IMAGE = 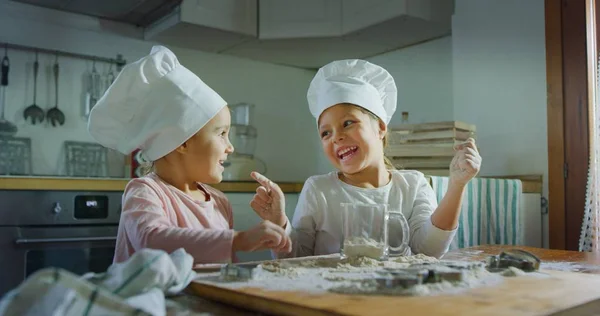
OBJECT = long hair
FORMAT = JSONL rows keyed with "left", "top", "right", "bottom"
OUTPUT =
{"left": 359, "top": 108, "right": 396, "bottom": 170}
{"left": 139, "top": 161, "right": 155, "bottom": 176}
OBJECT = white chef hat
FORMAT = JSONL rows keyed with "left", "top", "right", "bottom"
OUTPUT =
{"left": 307, "top": 59, "right": 397, "bottom": 125}
{"left": 88, "top": 45, "right": 227, "bottom": 161}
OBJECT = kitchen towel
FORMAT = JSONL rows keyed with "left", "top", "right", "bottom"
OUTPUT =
{"left": 430, "top": 176, "right": 523, "bottom": 249}
{"left": 0, "top": 248, "right": 196, "bottom": 316}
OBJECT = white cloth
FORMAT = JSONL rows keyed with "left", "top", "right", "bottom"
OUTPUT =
{"left": 307, "top": 59, "right": 397, "bottom": 125}
{"left": 580, "top": 56, "right": 600, "bottom": 252}
{"left": 88, "top": 45, "right": 227, "bottom": 161}
{"left": 0, "top": 248, "right": 196, "bottom": 316}
{"left": 277, "top": 170, "right": 456, "bottom": 259}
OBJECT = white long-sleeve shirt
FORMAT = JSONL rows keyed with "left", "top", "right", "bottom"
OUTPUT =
{"left": 278, "top": 170, "right": 457, "bottom": 259}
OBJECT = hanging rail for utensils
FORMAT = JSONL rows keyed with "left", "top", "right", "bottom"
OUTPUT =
{"left": 0, "top": 42, "right": 127, "bottom": 71}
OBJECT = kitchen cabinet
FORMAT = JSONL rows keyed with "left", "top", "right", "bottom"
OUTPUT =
{"left": 521, "top": 193, "right": 543, "bottom": 248}
{"left": 342, "top": 0, "right": 410, "bottom": 33}
{"left": 258, "top": 0, "right": 454, "bottom": 39}
{"left": 180, "top": 0, "right": 257, "bottom": 36}
{"left": 258, "top": 0, "right": 342, "bottom": 39}
{"left": 225, "top": 0, "right": 454, "bottom": 68}
{"left": 144, "top": 0, "right": 257, "bottom": 53}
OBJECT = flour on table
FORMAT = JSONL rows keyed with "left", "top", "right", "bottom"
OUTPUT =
{"left": 193, "top": 252, "right": 536, "bottom": 297}
{"left": 392, "top": 253, "right": 438, "bottom": 264}
{"left": 540, "top": 261, "right": 600, "bottom": 273}
{"left": 501, "top": 266, "right": 527, "bottom": 277}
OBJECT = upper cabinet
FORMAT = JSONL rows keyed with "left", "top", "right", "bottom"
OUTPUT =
{"left": 179, "top": 0, "right": 257, "bottom": 36}
{"left": 15, "top": 0, "right": 454, "bottom": 67}
{"left": 258, "top": 0, "right": 342, "bottom": 39}
{"left": 137, "top": 0, "right": 455, "bottom": 68}
{"left": 144, "top": 0, "right": 257, "bottom": 53}
{"left": 233, "top": 0, "right": 454, "bottom": 68}
{"left": 342, "top": 0, "right": 409, "bottom": 34}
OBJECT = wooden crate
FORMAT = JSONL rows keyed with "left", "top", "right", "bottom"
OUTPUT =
{"left": 385, "top": 121, "right": 476, "bottom": 174}
{"left": 392, "top": 156, "right": 454, "bottom": 169}
{"left": 388, "top": 121, "right": 476, "bottom": 145}
{"left": 414, "top": 169, "right": 450, "bottom": 176}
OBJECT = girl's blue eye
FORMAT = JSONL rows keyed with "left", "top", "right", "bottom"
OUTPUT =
{"left": 343, "top": 120, "right": 353, "bottom": 127}
{"left": 321, "top": 131, "right": 330, "bottom": 138}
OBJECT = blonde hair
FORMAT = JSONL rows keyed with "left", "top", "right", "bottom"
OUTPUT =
{"left": 360, "top": 108, "right": 396, "bottom": 170}
{"left": 139, "top": 161, "right": 155, "bottom": 176}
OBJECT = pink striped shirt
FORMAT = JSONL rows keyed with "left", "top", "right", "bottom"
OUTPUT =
{"left": 113, "top": 173, "right": 237, "bottom": 264}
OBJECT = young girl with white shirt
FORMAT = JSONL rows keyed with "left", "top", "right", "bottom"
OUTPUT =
{"left": 251, "top": 59, "right": 482, "bottom": 259}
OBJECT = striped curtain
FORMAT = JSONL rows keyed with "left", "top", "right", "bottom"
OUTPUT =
{"left": 430, "top": 177, "right": 523, "bottom": 249}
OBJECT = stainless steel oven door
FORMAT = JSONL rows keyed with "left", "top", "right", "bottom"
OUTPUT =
{"left": 0, "top": 226, "right": 117, "bottom": 297}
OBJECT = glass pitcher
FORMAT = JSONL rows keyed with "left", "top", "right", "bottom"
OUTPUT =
{"left": 340, "top": 203, "right": 410, "bottom": 260}
{"left": 229, "top": 103, "right": 255, "bottom": 126}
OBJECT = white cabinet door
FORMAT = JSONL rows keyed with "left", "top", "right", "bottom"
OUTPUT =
{"left": 520, "top": 193, "right": 542, "bottom": 248}
{"left": 259, "top": 0, "right": 342, "bottom": 39}
{"left": 341, "top": 0, "right": 408, "bottom": 34}
{"left": 180, "top": 0, "right": 257, "bottom": 36}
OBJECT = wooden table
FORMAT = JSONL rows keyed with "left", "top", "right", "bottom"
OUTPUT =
{"left": 444, "top": 245, "right": 600, "bottom": 273}
{"left": 168, "top": 245, "right": 600, "bottom": 316}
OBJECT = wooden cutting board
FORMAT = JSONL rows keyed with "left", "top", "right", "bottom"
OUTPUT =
{"left": 188, "top": 269, "right": 600, "bottom": 316}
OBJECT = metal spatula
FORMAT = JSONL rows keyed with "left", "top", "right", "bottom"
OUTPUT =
{"left": 23, "top": 52, "right": 44, "bottom": 125}
{"left": 46, "top": 55, "right": 65, "bottom": 127}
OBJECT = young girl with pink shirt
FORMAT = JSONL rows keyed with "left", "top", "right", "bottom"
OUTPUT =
{"left": 87, "top": 46, "right": 291, "bottom": 264}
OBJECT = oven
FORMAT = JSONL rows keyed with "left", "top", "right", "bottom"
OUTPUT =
{"left": 0, "top": 190, "right": 122, "bottom": 297}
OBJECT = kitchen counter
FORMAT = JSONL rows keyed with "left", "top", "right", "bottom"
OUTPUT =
{"left": 0, "top": 176, "right": 304, "bottom": 193}
{"left": 0, "top": 175, "right": 543, "bottom": 193}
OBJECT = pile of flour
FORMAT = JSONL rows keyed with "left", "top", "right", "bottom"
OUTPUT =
{"left": 342, "top": 237, "right": 386, "bottom": 259}
{"left": 194, "top": 252, "right": 535, "bottom": 297}
{"left": 329, "top": 263, "right": 500, "bottom": 296}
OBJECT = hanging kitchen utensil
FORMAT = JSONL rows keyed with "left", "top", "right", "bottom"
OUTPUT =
{"left": 83, "top": 66, "right": 92, "bottom": 118}
{"left": 104, "top": 63, "right": 115, "bottom": 95}
{"left": 23, "top": 51, "right": 45, "bottom": 125}
{"left": 83, "top": 60, "right": 102, "bottom": 119}
{"left": 0, "top": 45, "right": 17, "bottom": 136}
{"left": 46, "top": 54, "right": 65, "bottom": 127}
{"left": 90, "top": 61, "right": 101, "bottom": 106}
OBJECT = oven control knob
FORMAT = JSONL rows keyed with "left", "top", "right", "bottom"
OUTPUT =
{"left": 52, "top": 202, "right": 62, "bottom": 214}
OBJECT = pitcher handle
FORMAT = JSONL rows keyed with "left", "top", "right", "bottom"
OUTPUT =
{"left": 388, "top": 211, "right": 410, "bottom": 257}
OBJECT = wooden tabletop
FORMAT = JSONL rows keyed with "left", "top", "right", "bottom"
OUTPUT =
{"left": 168, "top": 245, "right": 600, "bottom": 316}
{"left": 443, "top": 245, "right": 600, "bottom": 273}
{"left": 444, "top": 245, "right": 600, "bottom": 263}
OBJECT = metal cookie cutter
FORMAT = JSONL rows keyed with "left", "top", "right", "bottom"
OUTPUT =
{"left": 406, "top": 265, "right": 465, "bottom": 283}
{"left": 220, "top": 263, "right": 260, "bottom": 281}
{"left": 375, "top": 265, "right": 465, "bottom": 289}
{"left": 424, "top": 268, "right": 464, "bottom": 283}
{"left": 487, "top": 249, "right": 541, "bottom": 272}
{"left": 374, "top": 269, "right": 427, "bottom": 289}
{"left": 438, "top": 260, "right": 486, "bottom": 270}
